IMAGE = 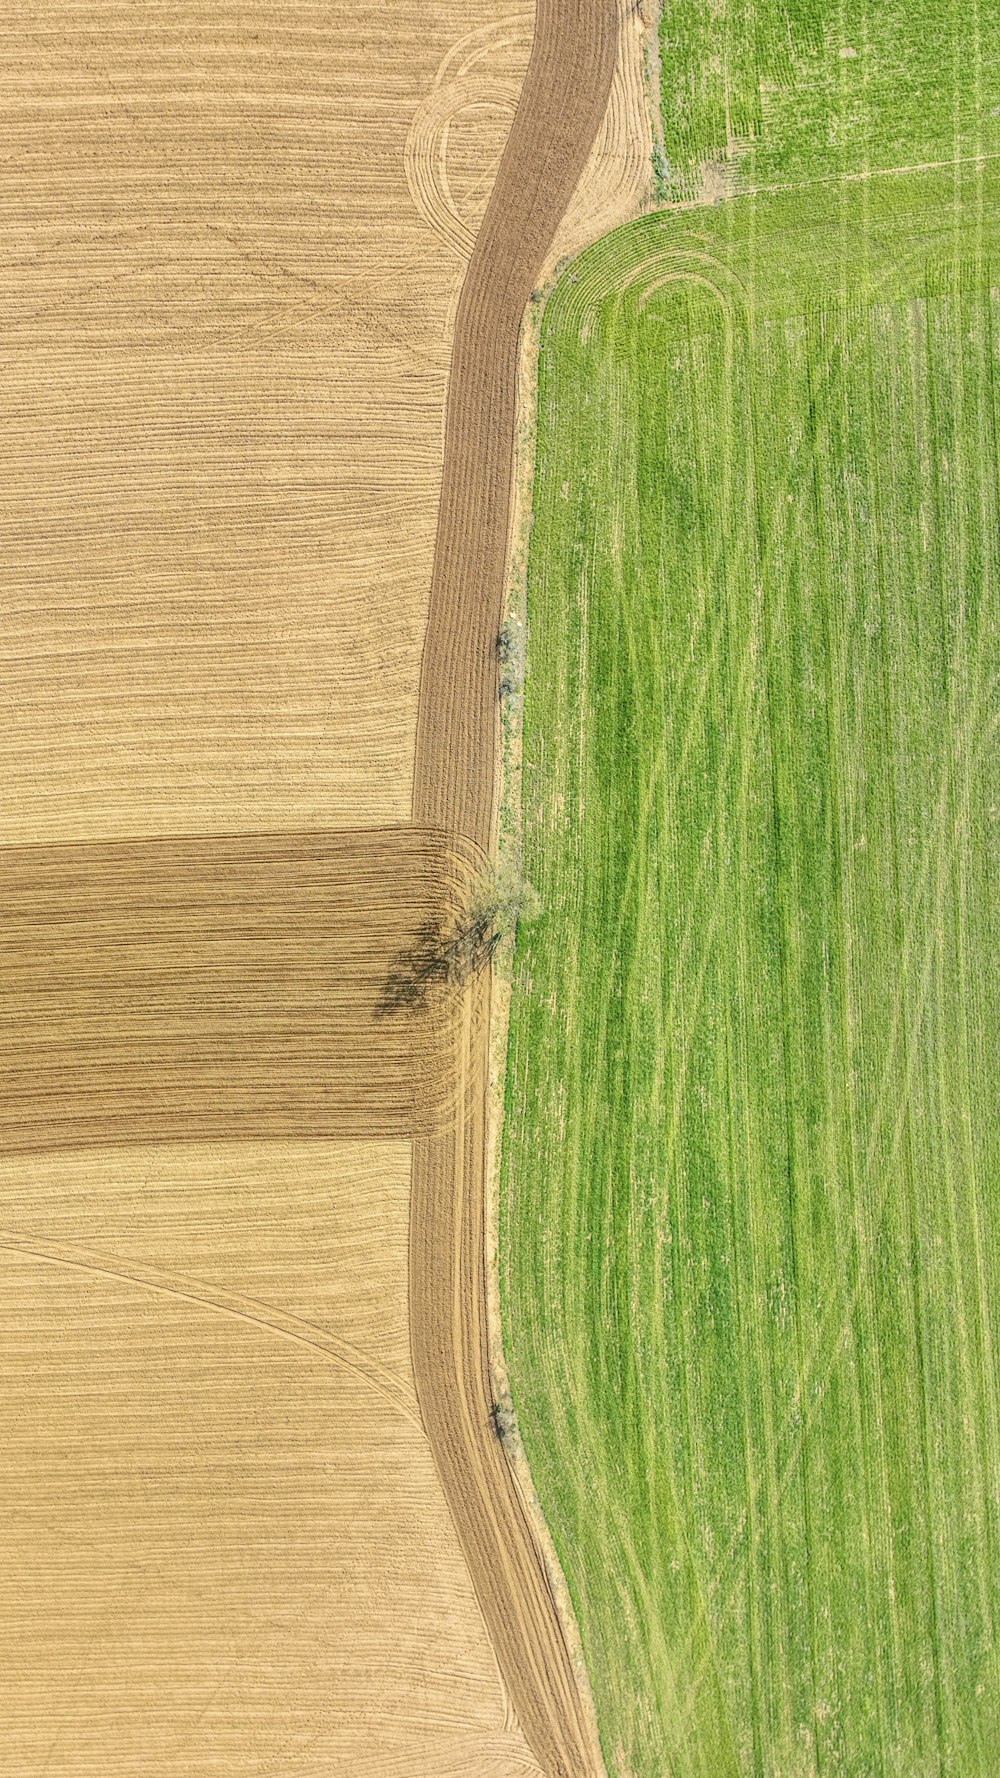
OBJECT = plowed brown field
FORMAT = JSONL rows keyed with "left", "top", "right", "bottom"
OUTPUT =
{"left": 0, "top": 0, "right": 641, "bottom": 1772}
{"left": 0, "top": 1, "right": 531, "bottom": 846}
{"left": 0, "top": 828, "right": 477, "bottom": 1151}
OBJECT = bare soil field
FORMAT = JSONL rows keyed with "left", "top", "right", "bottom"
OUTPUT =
{"left": 0, "top": 0, "right": 642, "bottom": 1771}
{"left": 0, "top": 0, "right": 531, "bottom": 846}
{"left": 0, "top": 828, "right": 478, "bottom": 1151}
{"left": 0, "top": 1140, "right": 541, "bottom": 1777}
{"left": 0, "top": 3, "right": 547, "bottom": 1773}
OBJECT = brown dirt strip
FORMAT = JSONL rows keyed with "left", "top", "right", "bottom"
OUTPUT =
{"left": 411, "top": 4, "right": 619, "bottom": 1776}
{"left": 412, "top": 976, "right": 605, "bottom": 1778}
{"left": 0, "top": 827, "right": 477, "bottom": 1152}
{"left": 412, "top": 0, "right": 619, "bottom": 851}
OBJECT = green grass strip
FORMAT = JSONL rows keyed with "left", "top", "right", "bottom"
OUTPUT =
{"left": 501, "top": 166, "right": 1000, "bottom": 1777}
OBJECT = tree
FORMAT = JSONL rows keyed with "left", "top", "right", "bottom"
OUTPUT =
{"left": 497, "top": 618, "right": 524, "bottom": 703}
{"left": 489, "top": 1397, "right": 518, "bottom": 1447}
{"left": 377, "top": 865, "right": 539, "bottom": 1015}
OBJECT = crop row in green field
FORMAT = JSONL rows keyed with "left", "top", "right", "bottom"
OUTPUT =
{"left": 658, "top": 0, "right": 1000, "bottom": 198}
{"left": 501, "top": 160, "right": 1000, "bottom": 1777}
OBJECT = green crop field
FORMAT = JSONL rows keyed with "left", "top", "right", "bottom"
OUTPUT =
{"left": 658, "top": 0, "right": 1000, "bottom": 199}
{"left": 500, "top": 127, "right": 1000, "bottom": 1778}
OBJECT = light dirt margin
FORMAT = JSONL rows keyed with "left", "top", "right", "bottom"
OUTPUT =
{"left": 409, "top": 3, "right": 650, "bottom": 1775}
{"left": 483, "top": 0, "right": 656, "bottom": 1752}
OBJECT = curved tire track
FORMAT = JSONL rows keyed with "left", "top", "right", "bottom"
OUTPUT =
{"left": 410, "top": 5, "right": 619, "bottom": 1776}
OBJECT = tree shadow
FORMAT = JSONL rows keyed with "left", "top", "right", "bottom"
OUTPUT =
{"left": 376, "top": 909, "right": 501, "bottom": 1017}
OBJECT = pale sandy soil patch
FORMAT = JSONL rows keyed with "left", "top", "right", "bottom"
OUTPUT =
{"left": 0, "top": 0, "right": 528, "bottom": 845}
{"left": 0, "top": 1140, "right": 542, "bottom": 1777}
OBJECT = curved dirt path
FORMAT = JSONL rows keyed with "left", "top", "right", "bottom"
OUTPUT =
{"left": 413, "top": 0, "right": 618, "bottom": 849}
{"left": 410, "top": 4, "right": 619, "bottom": 1775}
